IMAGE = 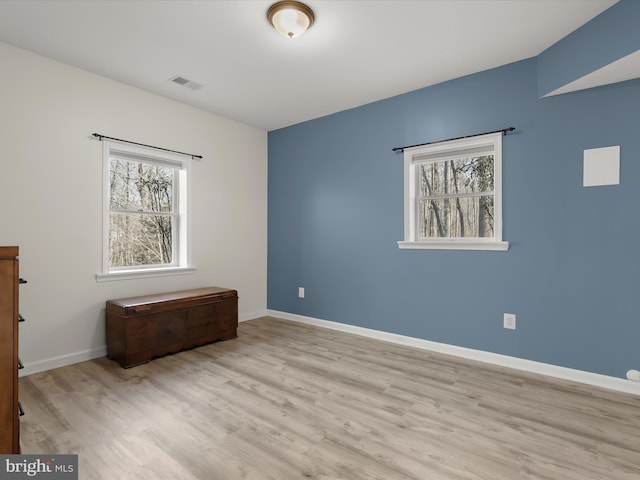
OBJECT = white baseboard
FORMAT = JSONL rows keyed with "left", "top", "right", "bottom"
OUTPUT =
{"left": 266, "top": 309, "right": 640, "bottom": 397}
{"left": 20, "top": 346, "right": 107, "bottom": 377}
{"left": 21, "top": 310, "right": 640, "bottom": 397}
{"left": 20, "top": 311, "right": 266, "bottom": 376}
{"left": 239, "top": 310, "right": 268, "bottom": 323}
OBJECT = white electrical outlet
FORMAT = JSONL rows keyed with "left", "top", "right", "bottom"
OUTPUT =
{"left": 298, "top": 287, "right": 305, "bottom": 298}
{"left": 503, "top": 313, "right": 516, "bottom": 330}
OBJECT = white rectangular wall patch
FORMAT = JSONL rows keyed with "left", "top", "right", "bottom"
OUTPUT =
{"left": 583, "top": 145, "right": 620, "bottom": 187}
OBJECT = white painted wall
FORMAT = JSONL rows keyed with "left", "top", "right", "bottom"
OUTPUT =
{"left": 0, "top": 42, "right": 268, "bottom": 374}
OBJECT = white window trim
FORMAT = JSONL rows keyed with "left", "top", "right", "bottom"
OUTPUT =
{"left": 97, "top": 139, "right": 195, "bottom": 281}
{"left": 398, "top": 132, "right": 509, "bottom": 251}
{"left": 96, "top": 266, "right": 196, "bottom": 282}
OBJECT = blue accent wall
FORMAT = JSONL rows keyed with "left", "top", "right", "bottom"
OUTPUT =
{"left": 267, "top": 57, "right": 640, "bottom": 379}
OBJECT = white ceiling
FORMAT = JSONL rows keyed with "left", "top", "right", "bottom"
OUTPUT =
{"left": 0, "top": 0, "right": 618, "bottom": 131}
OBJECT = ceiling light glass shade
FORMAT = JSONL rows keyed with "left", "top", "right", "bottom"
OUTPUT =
{"left": 268, "top": 1, "right": 315, "bottom": 39}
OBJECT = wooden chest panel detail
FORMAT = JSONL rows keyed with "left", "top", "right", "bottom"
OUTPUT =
{"left": 106, "top": 287, "right": 238, "bottom": 368}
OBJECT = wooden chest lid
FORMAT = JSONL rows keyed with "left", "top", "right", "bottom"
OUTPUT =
{"left": 106, "top": 287, "right": 237, "bottom": 315}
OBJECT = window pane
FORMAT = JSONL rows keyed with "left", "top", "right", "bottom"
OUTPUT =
{"left": 419, "top": 195, "right": 494, "bottom": 238}
{"left": 418, "top": 155, "right": 494, "bottom": 197}
{"left": 109, "top": 213, "right": 173, "bottom": 267}
{"left": 110, "top": 159, "right": 174, "bottom": 212}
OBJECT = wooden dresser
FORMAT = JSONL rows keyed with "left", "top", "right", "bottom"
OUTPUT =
{"left": 0, "top": 246, "right": 20, "bottom": 453}
{"left": 106, "top": 287, "right": 238, "bottom": 368}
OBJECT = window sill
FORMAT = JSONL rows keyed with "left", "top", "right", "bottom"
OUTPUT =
{"left": 397, "top": 240, "right": 509, "bottom": 251}
{"left": 96, "top": 266, "right": 197, "bottom": 282}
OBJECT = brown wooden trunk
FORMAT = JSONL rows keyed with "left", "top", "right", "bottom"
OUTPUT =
{"left": 106, "top": 287, "right": 238, "bottom": 368}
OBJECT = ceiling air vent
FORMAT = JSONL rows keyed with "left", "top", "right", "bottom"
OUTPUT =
{"left": 170, "top": 75, "right": 203, "bottom": 90}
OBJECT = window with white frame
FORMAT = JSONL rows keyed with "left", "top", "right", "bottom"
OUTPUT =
{"left": 398, "top": 132, "right": 509, "bottom": 251}
{"left": 97, "top": 139, "right": 194, "bottom": 281}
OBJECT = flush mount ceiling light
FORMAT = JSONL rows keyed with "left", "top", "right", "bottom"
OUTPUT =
{"left": 267, "top": 1, "right": 314, "bottom": 39}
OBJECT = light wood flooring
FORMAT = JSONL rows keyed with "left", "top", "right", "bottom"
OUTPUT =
{"left": 19, "top": 316, "right": 640, "bottom": 479}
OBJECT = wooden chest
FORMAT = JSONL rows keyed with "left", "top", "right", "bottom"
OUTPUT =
{"left": 106, "top": 287, "right": 238, "bottom": 368}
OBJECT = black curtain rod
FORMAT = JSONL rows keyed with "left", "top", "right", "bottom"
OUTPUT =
{"left": 392, "top": 127, "right": 515, "bottom": 153}
{"left": 92, "top": 133, "right": 203, "bottom": 159}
